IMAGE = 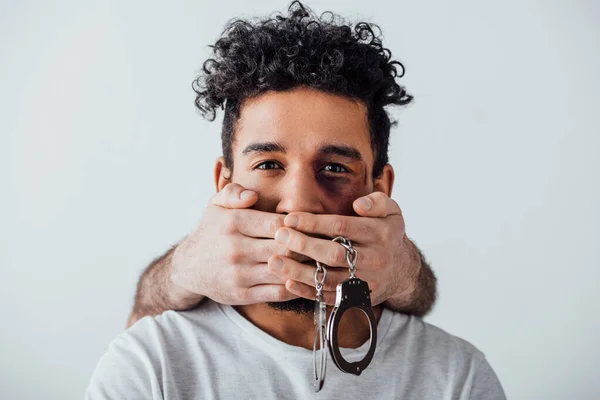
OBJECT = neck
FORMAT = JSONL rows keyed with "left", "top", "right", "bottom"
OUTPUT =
{"left": 234, "top": 303, "right": 382, "bottom": 350}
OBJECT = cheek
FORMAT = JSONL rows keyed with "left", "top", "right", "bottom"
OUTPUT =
{"left": 229, "top": 174, "right": 276, "bottom": 212}
{"left": 318, "top": 176, "right": 370, "bottom": 216}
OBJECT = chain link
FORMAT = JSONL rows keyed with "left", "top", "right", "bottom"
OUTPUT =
{"left": 314, "top": 262, "right": 328, "bottom": 296}
{"left": 332, "top": 236, "right": 358, "bottom": 278}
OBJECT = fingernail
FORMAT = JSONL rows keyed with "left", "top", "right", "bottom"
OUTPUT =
{"left": 240, "top": 190, "right": 255, "bottom": 200}
{"left": 272, "top": 257, "right": 283, "bottom": 269}
{"left": 275, "top": 229, "right": 290, "bottom": 243}
{"left": 357, "top": 197, "right": 372, "bottom": 210}
{"left": 285, "top": 215, "right": 298, "bottom": 228}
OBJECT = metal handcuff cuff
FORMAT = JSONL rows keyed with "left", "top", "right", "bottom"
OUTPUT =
{"left": 313, "top": 236, "right": 377, "bottom": 392}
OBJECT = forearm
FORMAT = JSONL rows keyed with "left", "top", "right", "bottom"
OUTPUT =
{"left": 384, "top": 236, "right": 437, "bottom": 316}
{"left": 126, "top": 243, "right": 204, "bottom": 328}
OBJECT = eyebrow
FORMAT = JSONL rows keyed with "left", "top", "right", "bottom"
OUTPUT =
{"left": 242, "top": 141, "right": 363, "bottom": 161}
{"left": 242, "top": 141, "right": 286, "bottom": 155}
{"left": 319, "top": 144, "right": 363, "bottom": 161}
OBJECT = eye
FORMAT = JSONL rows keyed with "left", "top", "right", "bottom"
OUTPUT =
{"left": 255, "top": 161, "right": 282, "bottom": 170}
{"left": 322, "top": 163, "right": 350, "bottom": 173}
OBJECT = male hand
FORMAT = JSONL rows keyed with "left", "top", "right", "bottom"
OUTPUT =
{"left": 170, "top": 183, "right": 308, "bottom": 305}
{"left": 271, "top": 192, "right": 419, "bottom": 306}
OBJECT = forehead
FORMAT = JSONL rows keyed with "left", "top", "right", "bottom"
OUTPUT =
{"left": 233, "top": 87, "right": 372, "bottom": 157}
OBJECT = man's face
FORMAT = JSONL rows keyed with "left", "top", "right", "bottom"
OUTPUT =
{"left": 229, "top": 87, "right": 376, "bottom": 215}
{"left": 218, "top": 87, "right": 385, "bottom": 313}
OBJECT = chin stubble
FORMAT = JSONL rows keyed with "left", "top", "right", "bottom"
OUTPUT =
{"left": 266, "top": 298, "right": 316, "bottom": 315}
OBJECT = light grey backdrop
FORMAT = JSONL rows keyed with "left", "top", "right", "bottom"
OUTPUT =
{"left": 2, "top": 0, "right": 599, "bottom": 399}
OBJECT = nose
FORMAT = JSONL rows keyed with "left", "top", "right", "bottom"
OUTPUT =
{"left": 275, "top": 166, "right": 325, "bottom": 215}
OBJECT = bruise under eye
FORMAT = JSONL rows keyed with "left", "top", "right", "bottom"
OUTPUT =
{"left": 318, "top": 173, "right": 365, "bottom": 207}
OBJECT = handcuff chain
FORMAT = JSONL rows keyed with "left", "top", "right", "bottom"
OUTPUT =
{"left": 332, "top": 236, "right": 358, "bottom": 278}
{"left": 314, "top": 262, "right": 328, "bottom": 296}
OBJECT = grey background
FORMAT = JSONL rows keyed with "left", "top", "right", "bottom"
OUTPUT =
{"left": 1, "top": 0, "right": 599, "bottom": 399}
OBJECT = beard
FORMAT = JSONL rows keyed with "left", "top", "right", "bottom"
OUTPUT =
{"left": 264, "top": 258, "right": 320, "bottom": 314}
{"left": 266, "top": 298, "right": 315, "bottom": 314}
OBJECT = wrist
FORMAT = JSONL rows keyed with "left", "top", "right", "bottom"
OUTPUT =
{"left": 386, "top": 235, "right": 421, "bottom": 308}
{"left": 164, "top": 245, "right": 204, "bottom": 311}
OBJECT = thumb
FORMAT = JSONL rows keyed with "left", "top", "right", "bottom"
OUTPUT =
{"left": 210, "top": 183, "right": 258, "bottom": 209}
{"left": 353, "top": 192, "right": 402, "bottom": 218}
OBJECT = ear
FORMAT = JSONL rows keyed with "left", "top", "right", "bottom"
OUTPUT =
{"left": 373, "top": 164, "right": 395, "bottom": 197}
{"left": 214, "top": 156, "right": 232, "bottom": 192}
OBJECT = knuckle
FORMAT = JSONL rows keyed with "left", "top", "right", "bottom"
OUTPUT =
{"left": 273, "top": 244, "right": 288, "bottom": 257}
{"left": 221, "top": 211, "right": 237, "bottom": 231}
{"left": 278, "top": 263, "right": 290, "bottom": 277}
{"left": 371, "top": 191, "right": 387, "bottom": 203}
{"left": 234, "top": 289, "right": 250, "bottom": 302}
{"left": 283, "top": 248, "right": 296, "bottom": 259}
{"left": 268, "top": 256, "right": 281, "bottom": 273}
{"left": 231, "top": 266, "right": 248, "bottom": 287}
{"left": 304, "top": 215, "right": 317, "bottom": 231}
{"left": 333, "top": 218, "right": 349, "bottom": 237}
{"left": 288, "top": 281, "right": 305, "bottom": 296}
{"left": 288, "top": 266, "right": 302, "bottom": 281}
{"left": 379, "top": 223, "right": 393, "bottom": 240}
{"left": 233, "top": 210, "right": 247, "bottom": 231}
{"left": 227, "top": 248, "right": 243, "bottom": 265}
{"left": 329, "top": 246, "right": 346, "bottom": 266}
{"left": 268, "top": 262, "right": 279, "bottom": 275}
{"left": 270, "top": 286, "right": 287, "bottom": 301}
{"left": 295, "top": 235, "right": 307, "bottom": 252}
{"left": 269, "top": 217, "right": 284, "bottom": 237}
{"left": 269, "top": 242, "right": 287, "bottom": 257}
{"left": 358, "top": 221, "right": 374, "bottom": 238}
{"left": 224, "top": 182, "right": 241, "bottom": 195}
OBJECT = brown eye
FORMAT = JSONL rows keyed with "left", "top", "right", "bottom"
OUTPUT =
{"left": 256, "top": 161, "right": 281, "bottom": 170}
{"left": 323, "top": 164, "right": 349, "bottom": 173}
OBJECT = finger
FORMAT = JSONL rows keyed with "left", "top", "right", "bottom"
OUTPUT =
{"left": 284, "top": 212, "right": 377, "bottom": 244}
{"left": 233, "top": 209, "right": 285, "bottom": 239}
{"left": 237, "top": 284, "right": 298, "bottom": 304}
{"left": 210, "top": 182, "right": 258, "bottom": 208}
{"left": 239, "top": 263, "right": 287, "bottom": 287}
{"left": 248, "top": 238, "right": 313, "bottom": 264}
{"left": 285, "top": 280, "right": 336, "bottom": 305}
{"left": 352, "top": 191, "right": 402, "bottom": 218}
{"left": 275, "top": 227, "right": 361, "bottom": 268}
{"left": 268, "top": 255, "right": 349, "bottom": 292}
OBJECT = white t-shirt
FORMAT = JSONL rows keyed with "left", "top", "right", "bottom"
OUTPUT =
{"left": 86, "top": 300, "right": 505, "bottom": 399}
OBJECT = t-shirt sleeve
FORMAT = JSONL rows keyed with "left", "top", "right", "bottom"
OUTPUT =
{"left": 85, "top": 332, "right": 164, "bottom": 400}
{"left": 469, "top": 353, "right": 506, "bottom": 400}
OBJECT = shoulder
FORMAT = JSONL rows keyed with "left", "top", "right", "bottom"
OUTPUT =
{"left": 85, "top": 301, "right": 222, "bottom": 399}
{"left": 85, "top": 322, "right": 162, "bottom": 399}
{"left": 420, "top": 318, "right": 483, "bottom": 358}
{"left": 126, "top": 299, "right": 223, "bottom": 345}
{"left": 383, "top": 311, "right": 486, "bottom": 375}
{"left": 382, "top": 311, "right": 505, "bottom": 398}
{"left": 386, "top": 311, "right": 483, "bottom": 359}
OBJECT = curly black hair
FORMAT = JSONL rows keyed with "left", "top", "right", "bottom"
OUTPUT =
{"left": 192, "top": 1, "right": 413, "bottom": 179}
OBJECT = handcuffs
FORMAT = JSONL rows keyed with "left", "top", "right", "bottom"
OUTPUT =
{"left": 313, "top": 236, "right": 377, "bottom": 392}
